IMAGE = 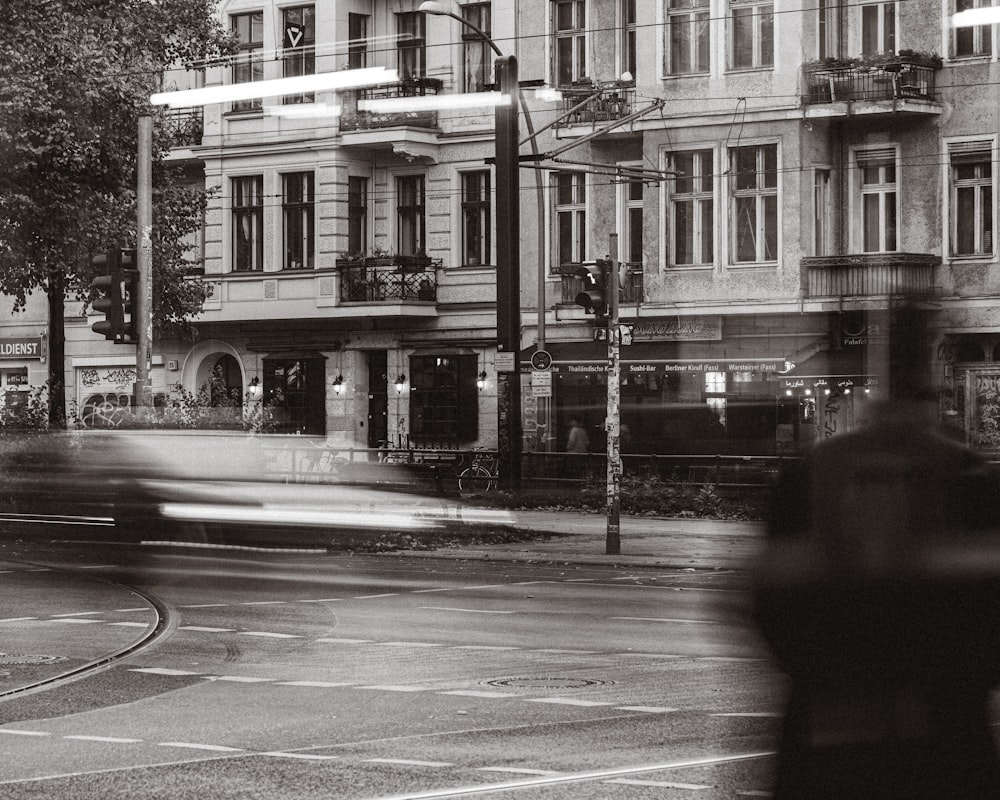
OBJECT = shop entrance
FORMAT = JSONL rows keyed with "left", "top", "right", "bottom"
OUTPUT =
{"left": 366, "top": 350, "right": 388, "bottom": 448}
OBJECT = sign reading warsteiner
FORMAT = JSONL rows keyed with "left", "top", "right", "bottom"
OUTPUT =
{"left": 632, "top": 316, "right": 722, "bottom": 342}
{"left": 0, "top": 337, "right": 43, "bottom": 360}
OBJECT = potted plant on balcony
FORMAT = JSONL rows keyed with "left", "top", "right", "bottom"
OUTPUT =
{"left": 399, "top": 248, "right": 433, "bottom": 271}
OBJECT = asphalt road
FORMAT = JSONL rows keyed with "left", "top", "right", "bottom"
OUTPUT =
{"left": 0, "top": 541, "right": 785, "bottom": 799}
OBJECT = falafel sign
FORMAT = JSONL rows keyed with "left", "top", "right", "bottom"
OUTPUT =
{"left": 0, "top": 337, "right": 43, "bottom": 359}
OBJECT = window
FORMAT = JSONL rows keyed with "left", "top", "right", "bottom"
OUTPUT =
{"left": 462, "top": 3, "right": 492, "bottom": 92}
{"left": 730, "top": 144, "right": 777, "bottom": 263}
{"left": 818, "top": 0, "right": 841, "bottom": 59}
{"left": 348, "top": 176, "right": 368, "bottom": 255}
{"left": 397, "top": 12, "right": 426, "bottom": 82}
{"left": 856, "top": 148, "right": 897, "bottom": 253}
{"left": 623, "top": 174, "right": 644, "bottom": 265}
{"left": 409, "top": 355, "right": 479, "bottom": 440}
{"left": 282, "top": 6, "right": 315, "bottom": 103}
{"left": 669, "top": 149, "right": 714, "bottom": 266}
{"left": 955, "top": 0, "right": 993, "bottom": 57}
{"left": 349, "top": 13, "right": 369, "bottom": 69}
{"left": 950, "top": 144, "right": 993, "bottom": 256}
{"left": 555, "top": 172, "right": 586, "bottom": 267}
{"left": 554, "top": 0, "right": 586, "bottom": 85}
{"left": 282, "top": 173, "right": 314, "bottom": 270}
{"left": 814, "top": 168, "right": 830, "bottom": 256}
{"left": 730, "top": 0, "right": 773, "bottom": 69}
{"left": 623, "top": 0, "right": 637, "bottom": 80}
{"left": 461, "top": 171, "right": 491, "bottom": 266}
{"left": 705, "top": 371, "right": 727, "bottom": 427}
{"left": 397, "top": 175, "right": 426, "bottom": 256}
{"left": 666, "top": 0, "right": 710, "bottom": 75}
{"left": 263, "top": 357, "right": 326, "bottom": 435}
{"left": 861, "top": 1, "right": 895, "bottom": 56}
{"left": 231, "top": 11, "right": 263, "bottom": 112}
{"left": 232, "top": 176, "right": 263, "bottom": 272}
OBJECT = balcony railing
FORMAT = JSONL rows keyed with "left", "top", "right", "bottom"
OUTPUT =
{"left": 161, "top": 108, "right": 204, "bottom": 148}
{"left": 802, "top": 54, "right": 941, "bottom": 107}
{"left": 554, "top": 80, "right": 636, "bottom": 127}
{"left": 340, "top": 77, "right": 443, "bottom": 132}
{"left": 337, "top": 256, "right": 441, "bottom": 302}
{"left": 557, "top": 261, "right": 643, "bottom": 306}
{"left": 803, "top": 253, "right": 939, "bottom": 297}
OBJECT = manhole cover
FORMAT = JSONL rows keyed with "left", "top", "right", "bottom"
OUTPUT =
{"left": 485, "top": 677, "right": 611, "bottom": 690}
{"left": 0, "top": 653, "right": 67, "bottom": 666}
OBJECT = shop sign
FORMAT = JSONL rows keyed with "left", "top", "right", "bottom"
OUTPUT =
{"left": 632, "top": 316, "right": 722, "bottom": 342}
{"left": 0, "top": 336, "right": 43, "bottom": 360}
{"left": 4, "top": 370, "right": 28, "bottom": 386}
{"left": 554, "top": 359, "right": 784, "bottom": 375}
{"left": 781, "top": 376, "right": 880, "bottom": 391}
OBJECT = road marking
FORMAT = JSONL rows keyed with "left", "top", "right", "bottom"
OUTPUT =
{"left": 617, "top": 706, "right": 679, "bottom": 713}
{"left": 366, "top": 758, "right": 453, "bottom": 768}
{"left": 115, "top": 607, "right": 152, "bottom": 613}
{"left": 65, "top": 735, "right": 143, "bottom": 744}
{"left": 179, "top": 603, "right": 229, "bottom": 608}
{"left": 611, "top": 616, "right": 719, "bottom": 625}
{"left": 535, "top": 649, "right": 597, "bottom": 654}
{"left": 437, "top": 690, "right": 512, "bottom": 699}
{"left": 241, "top": 601, "right": 287, "bottom": 606}
{"left": 410, "top": 588, "right": 456, "bottom": 594}
{"left": 159, "top": 742, "right": 245, "bottom": 752}
{"left": 239, "top": 631, "right": 302, "bottom": 639}
{"left": 129, "top": 668, "right": 202, "bottom": 677}
{"left": 109, "top": 622, "right": 150, "bottom": 628}
{"left": 263, "top": 751, "right": 341, "bottom": 760}
{"left": 52, "top": 611, "right": 102, "bottom": 617}
{"left": 0, "top": 729, "right": 51, "bottom": 737}
{"left": 525, "top": 697, "right": 613, "bottom": 707}
{"left": 478, "top": 767, "right": 563, "bottom": 775}
{"left": 299, "top": 598, "right": 343, "bottom": 603}
{"left": 606, "top": 778, "right": 712, "bottom": 789}
{"left": 316, "top": 637, "right": 373, "bottom": 644}
{"left": 0, "top": 617, "right": 38, "bottom": 623}
{"left": 355, "top": 593, "right": 399, "bottom": 599}
{"left": 358, "top": 685, "right": 435, "bottom": 693}
{"left": 421, "top": 607, "right": 514, "bottom": 615}
{"left": 206, "top": 676, "right": 275, "bottom": 683}
{"left": 180, "top": 626, "right": 235, "bottom": 633}
{"left": 276, "top": 681, "right": 352, "bottom": 688}
{"left": 452, "top": 645, "right": 519, "bottom": 650}
{"left": 52, "top": 618, "right": 103, "bottom": 624}
{"left": 379, "top": 642, "right": 443, "bottom": 648}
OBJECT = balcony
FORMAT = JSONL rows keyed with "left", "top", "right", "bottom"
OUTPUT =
{"left": 803, "top": 252, "right": 939, "bottom": 298}
{"left": 802, "top": 51, "right": 942, "bottom": 118}
{"left": 161, "top": 108, "right": 204, "bottom": 148}
{"left": 339, "top": 77, "right": 443, "bottom": 132}
{"left": 337, "top": 255, "right": 441, "bottom": 303}
{"left": 554, "top": 79, "right": 636, "bottom": 130}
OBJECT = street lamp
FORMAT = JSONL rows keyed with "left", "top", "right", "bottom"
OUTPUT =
{"left": 420, "top": 0, "right": 522, "bottom": 491}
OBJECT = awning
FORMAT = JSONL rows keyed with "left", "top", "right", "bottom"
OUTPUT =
{"left": 520, "top": 341, "right": 786, "bottom": 374}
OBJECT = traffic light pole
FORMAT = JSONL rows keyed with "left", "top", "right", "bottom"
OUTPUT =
{"left": 135, "top": 114, "right": 154, "bottom": 410}
{"left": 606, "top": 234, "right": 621, "bottom": 555}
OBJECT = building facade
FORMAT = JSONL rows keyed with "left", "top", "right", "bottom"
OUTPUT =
{"left": 54, "top": 0, "right": 1000, "bottom": 459}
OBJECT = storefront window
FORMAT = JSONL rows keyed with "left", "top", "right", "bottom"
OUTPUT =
{"left": 409, "top": 355, "right": 478, "bottom": 441}
{"left": 263, "top": 356, "right": 326, "bottom": 435}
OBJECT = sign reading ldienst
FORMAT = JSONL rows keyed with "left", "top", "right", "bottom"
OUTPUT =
{"left": 0, "top": 337, "right": 43, "bottom": 359}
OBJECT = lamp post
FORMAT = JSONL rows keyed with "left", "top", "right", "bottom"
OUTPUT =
{"left": 419, "top": 1, "right": 522, "bottom": 491}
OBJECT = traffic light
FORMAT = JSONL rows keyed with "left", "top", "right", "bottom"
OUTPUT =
{"left": 574, "top": 260, "right": 608, "bottom": 319}
{"left": 119, "top": 248, "right": 137, "bottom": 341}
{"left": 90, "top": 249, "right": 124, "bottom": 342}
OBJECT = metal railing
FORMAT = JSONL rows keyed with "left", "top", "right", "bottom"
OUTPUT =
{"left": 340, "top": 78, "right": 443, "bottom": 131}
{"left": 337, "top": 257, "right": 440, "bottom": 302}
{"left": 803, "top": 58, "right": 939, "bottom": 106}
{"left": 554, "top": 80, "right": 636, "bottom": 126}
{"left": 161, "top": 108, "right": 203, "bottom": 148}
{"left": 803, "top": 253, "right": 939, "bottom": 297}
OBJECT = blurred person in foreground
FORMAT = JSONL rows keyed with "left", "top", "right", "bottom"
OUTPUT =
{"left": 754, "top": 304, "right": 1000, "bottom": 799}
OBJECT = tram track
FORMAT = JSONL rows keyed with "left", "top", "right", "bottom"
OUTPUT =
{"left": 0, "top": 560, "right": 173, "bottom": 703}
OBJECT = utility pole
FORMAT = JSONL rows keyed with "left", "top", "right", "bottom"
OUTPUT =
{"left": 135, "top": 114, "right": 154, "bottom": 410}
{"left": 606, "top": 234, "right": 621, "bottom": 555}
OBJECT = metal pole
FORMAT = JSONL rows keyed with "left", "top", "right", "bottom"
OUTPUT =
{"left": 135, "top": 114, "right": 154, "bottom": 410}
{"left": 495, "top": 55, "right": 521, "bottom": 492}
{"left": 606, "top": 234, "right": 621, "bottom": 555}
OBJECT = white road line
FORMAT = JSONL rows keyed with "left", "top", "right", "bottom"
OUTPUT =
{"left": 239, "top": 631, "right": 302, "bottom": 639}
{"left": 276, "top": 681, "right": 352, "bottom": 688}
{"left": 534, "top": 649, "right": 597, "bottom": 654}
{"left": 316, "top": 638, "right": 373, "bottom": 644}
{"left": 179, "top": 626, "right": 235, "bottom": 633}
{"left": 478, "top": 767, "right": 564, "bottom": 775}
{"left": 437, "top": 690, "right": 512, "bottom": 699}
{"left": 114, "top": 607, "right": 151, "bottom": 613}
{"left": 52, "top": 618, "right": 103, "bottom": 624}
{"left": 0, "top": 617, "right": 38, "bottom": 623}
{"left": 410, "top": 588, "right": 456, "bottom": 593}
{"left": 241, "top": 601, "right": 287, "bottom": 606}
{"left": 354, "top": 593, "right": 399, "bottom": 599}
{"left": 452, "top": 645, "right": 520, "bottom": 651}
{"left": 159, "top": 742, "right": 245, "bottom": 752}
{"left": 299, "top": 598, "right": 343, "bottom": 603}
{"left": 0, "top": 729, "right": 51, "bottom": 737}
{"left": 379, "top": 642, "right": 443, "bottom": 648}
{"left": 65, "top": 735, "right": 143, "bottom": 744}
{"left": 108, "top": 622, "right": 150, "bottom": 628}
{"left": 206, "top": 676, "right": 275, "bottom": 683}
{"left": 420, "top": 607, "right": 514, "bottom": 615}
{"left": 263, "top": 751, "right": 341, "bottom": 760}
{"left": 358, "top": 685, "right": 435, "bottom": 693}
{"left": 52, "top": 611, "right": 102, "bottom": 617}
{"left": 366, "top": 758, "right": 453, "bottom": 768}
{"left": 179, "top": 603, "right": 229, "bottom": 608}
{"left": 129, "top": 668, "right": 202, "bottom": 677}
{"left": 606, "top": 778, "right": 712, "bottom": 789}
{"left": 611, "top": 616, "right": 719, "bottom": 625}
{"left": 617, "top": 706, "right": 679, "bottom": 714}
{"left": 525, "top": 697, "right": 613, "bottom": 707}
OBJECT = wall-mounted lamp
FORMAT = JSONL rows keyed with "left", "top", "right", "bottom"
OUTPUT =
{"left": 477, "top": 371, "right": 488, "bottom": 391}
{"left": 395, "top": 373, "right": 407, "bottom": 394}
{"left": 247, "top": 376, "right": 261, "bottom": 400}
{"left": 332, "top": 374, "right": 345, "bottom": 395}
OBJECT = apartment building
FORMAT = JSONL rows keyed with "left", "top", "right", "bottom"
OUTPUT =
{"left": 60, "top": 0, "right": 1000, "bottom": 457}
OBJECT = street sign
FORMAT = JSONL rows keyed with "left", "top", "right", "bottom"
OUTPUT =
{"left": 531, "top": 370, "right": 552, "bottom": 396}
{"left": 495, "top": 352, "right": 516, "bottom": 372}
{"left": 530, "top": 349, "right": 552, "bottom": 370}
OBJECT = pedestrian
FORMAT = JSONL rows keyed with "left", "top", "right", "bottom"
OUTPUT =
{"left": 566, "top": 418, "right": 589, "bottom": 453}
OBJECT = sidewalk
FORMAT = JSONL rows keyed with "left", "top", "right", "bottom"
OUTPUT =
{"left": 424, "top": 510, "right": 766, "bottom": 570}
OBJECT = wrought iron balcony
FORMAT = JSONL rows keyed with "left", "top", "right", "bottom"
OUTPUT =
{"left": 554, "top": 79, "right": 636, "bottom": 128}
{"left": 802, "top": 52, "right": 941, "bottom": 110}
{"left": 161, "top": 108, "right": 204, "bottom": 148}
{"left": 803, "top": 252, "right": 939, "bottom": 298}
{"left": 337, "top": 255, "right": 441, "bottom": 303}
{"left": 339, "top": 77, "right": 443, "bottom": 132}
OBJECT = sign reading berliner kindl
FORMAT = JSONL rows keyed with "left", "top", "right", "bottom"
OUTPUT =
{"left": 0, "top": 337, "right": 43, "bottom": 359}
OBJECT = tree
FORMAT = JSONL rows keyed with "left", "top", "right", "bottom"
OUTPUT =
{"left": 0, "top": 1, "right": 236, "bottom": 426}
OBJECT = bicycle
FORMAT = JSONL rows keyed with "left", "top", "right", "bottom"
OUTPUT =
{"left": 297, "top": 444, "right": 346, "bottom": 484}
{"left": 458, "top": 449, "right": 499, "bottom": 496}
